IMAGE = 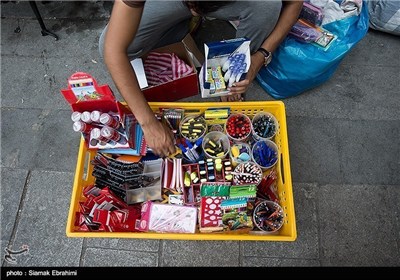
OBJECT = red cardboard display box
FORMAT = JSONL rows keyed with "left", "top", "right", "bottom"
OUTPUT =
{"left": 60, "top": 72, "right": 136, "bottom": 150}
{"left": 140, "top": 41, "right": 199, "bottom": 102}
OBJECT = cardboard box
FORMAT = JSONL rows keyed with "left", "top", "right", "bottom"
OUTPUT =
{"left": 136, "top": 38, "right": 200, "bottom": 102}
{"left": 200, "top": 38, "right": 251, "bottom": 98}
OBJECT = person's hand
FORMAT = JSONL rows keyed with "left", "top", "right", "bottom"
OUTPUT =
{"left": 141, "top": 120, "right": 176, "bottom": 157}
{"left": 225, "top": 52, "right": 264, "bottom": 101}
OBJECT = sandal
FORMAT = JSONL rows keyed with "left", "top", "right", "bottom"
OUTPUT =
{"left": 220, "top": 94, "right": 245, "bottom": 102}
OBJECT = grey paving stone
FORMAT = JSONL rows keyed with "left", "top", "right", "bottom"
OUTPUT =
{"left": 83, "top": 248, "right": 158, "bottom": 267}
{"left": 344, "top": 30, "right": 400, "bottom": 67}
{"left": 337, "top": 120, "right": 400, "bottom": 185}
{"left": 1, "top": 54, "right": 114, "bottom": 110}
{"left": 387, "top": 186, "right": 400, "bottom": 255}
{"left": 0, "top": 168, "right": 28, "bottom": 241}
{"left": 1, "top": 55, "right": 66, "bottom": 110}
{"left": 280, "top": 64, "right": 400, "bottom": 121}
{"left": 241, "top": 183, "right": 319, "bottom": 259}
{"left": 86, "top": 238, "right": 159, "bottom": 252}
{"left": 242, "top": 257, "right": 320, "bottom": 267}
{"left": 318, "top": 184, "right": 400, "bottom": 266}
{"left": 9, "top": 170, "right": 82, "bottom": 266}
{"left": 1, "top": 108, "right": 80, "bottom": 172}
{"left": 0, "top": 1, "right": 110, "bottom": 20}
{"left": 286, "top": 117, "right": 341, "bottom": 184}
{"left": 47, "top": 56, "right": 118, "bottom": 104}
{"left": 1, "top": 18, "right": 24, "bottom": 55}
{"left": 162, "top": 240, "right": 239, "bottom": 267}
{"left": 14, "top": 19, "right": 107, "bottom": 58}
{"left": 1, "top": 168, "right": 29, "bottom": 264}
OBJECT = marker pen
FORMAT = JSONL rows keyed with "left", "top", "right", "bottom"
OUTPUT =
{"left": 100, "top": 126, "right": 127, "bottom": 144}
{"left": 100, "top": 113, "right": 121, "bottom": 129}
{"left": 73, "top": 121, "right": 95, "bottom": 134}
{"left": 90, "top": 110, "right": 102, "bottom": 123}
{"left": 80, "top": 111, "right": 92, "bottom": 123}
{"left": 71, "top": 111, "right": 82, "bottom": 122}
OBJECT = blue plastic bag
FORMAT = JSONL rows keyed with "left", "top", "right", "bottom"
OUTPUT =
{"left": 256, "top": 2, "right": 369, "bottom": 99}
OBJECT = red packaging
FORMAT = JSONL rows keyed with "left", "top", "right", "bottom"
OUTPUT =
{"left": 141, "top": 41, "right": 199, "bottom": 102}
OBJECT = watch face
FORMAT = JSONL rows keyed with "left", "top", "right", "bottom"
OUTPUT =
{"left": 258, "top": 48, "right": 272, "bottom": 66}
{"left": 265, "top": 55, "right": 272, "bottom": 66}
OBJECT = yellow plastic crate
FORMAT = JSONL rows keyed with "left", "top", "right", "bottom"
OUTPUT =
{"left": 66, "top": 101, "right": 296, "bottom": 241}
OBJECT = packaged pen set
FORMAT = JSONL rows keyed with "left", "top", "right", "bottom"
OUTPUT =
{"left": 200, "top": 38, "right": 251, "bottom": 98}
{"left": 289, "top": 2, "right": 337, "bottom": 50}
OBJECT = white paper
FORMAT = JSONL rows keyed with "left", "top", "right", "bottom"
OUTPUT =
{"left": 130, "top": 58, "right": 148, "bottom": 89}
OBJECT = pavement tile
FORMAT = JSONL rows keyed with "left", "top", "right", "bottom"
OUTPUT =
{"left": 8, "top": 170, "right": 82, "bottom": 266}
{"left": 14, "top": 19, "right": 106, "bottom": 58}
{"left": 86, "top": 239, "right": 159, "bottom": 252}
{"left": 162, "top": 240, "right": 239, "bottom": 267}
{"left": 337, "top": 120, "right": 400, "bottom": 185}
{"left": 1, "top": 18, "right": 24, "bottom": 55}
{"left": 1, "top": 54, "right": 114, "bottom": 110}
{"left": 1, "top": 168, "right": 29, "bottom": 265}
{"left": 1, "top": 108, "right": 80, "bottom": 172}
{"left": 241, "top": 183, "right": 319, "bottom": 259}
{"left": 47, "top": 56, "right": 118, "bottom": 104}
{"left": 286, "top": 117, "right": 341, "bottom": 184}
{"left": 0, "top": 1, "right": 110, "bottom": 20}
{"left": 344, "top": 30, "right": 400, "bottom": 67}
{"left": 1, "top": 55, "right": 66, "bottom": 110}
{"left": 82, "top": 248, "right": 157, "bottom": 267}
{"left": 387, "top": 186, "right": 400, "bottom": 255}
{"left": 242, "top": 257, "right": 320, "bottom": 267}
{"left": 318, "top": 184, "right": 400, "bottom": 266}
{"left": 278, "top": 64, "right": 400, "bottom": 121}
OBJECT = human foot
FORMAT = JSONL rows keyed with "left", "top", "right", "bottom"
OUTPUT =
{"left": 220, "top": 94, "right": 243, "bottom": 102}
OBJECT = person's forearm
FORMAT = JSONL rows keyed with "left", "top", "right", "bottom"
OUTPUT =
{"left": 103, "top": 1, "right": 156, "bottom": 128}
{"left": 262, "top": 0, "right": 303, "bottom": 53}
{"left": 104, "top": 51, "right": 156, "bottom": 128}
{"left": 253, "top": 0, "right": 303, "bottom": 71}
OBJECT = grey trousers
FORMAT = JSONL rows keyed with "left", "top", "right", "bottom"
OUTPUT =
{"left": 99, "top": 0, "right": 282, "bottom": 59}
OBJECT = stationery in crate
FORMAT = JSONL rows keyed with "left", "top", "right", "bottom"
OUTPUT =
{"left": 199, "top": 182, "right": 231, "bottom": 232}
{"left": 75, "top": 185, "right": 142, "bottom": 232}
{"left": 61, "top": 72, "right": 146, "bottom": 155}
{"left": 200, "top": 38, "right": 251, "bottom": 98}
{"left": 91, "top": 153, "right": 163, "bottom": 205}
{"left": 135, "top": 201, "right": 197, "bottom": 234}
{"left": 220, "top": 185, "right": 257, "bottom": 231}
{"left": 162, "top": 157, "right": 184, "bottom": 194}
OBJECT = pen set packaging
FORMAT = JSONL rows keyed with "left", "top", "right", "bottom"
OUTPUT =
{"left": 200, "top": 38, "right": 251, "bottom": 98}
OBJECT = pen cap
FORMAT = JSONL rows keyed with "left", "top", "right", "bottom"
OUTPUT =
{"left": 224, "top": 113, "right": 252, "bottom": 143}
{"left": 251, "top": 112, "right": 278, "bottom": 141}
{"left": 202, "top": 131, "right": 230, "bottom": 160}
{"left": 251, "top": 140, "right": 279, "bottom": 171}
{"left": 179, "top": 115, "right": 207, "bottom": 142}
{"left": 253, "top": 200, "right": 284, "bottom": 233}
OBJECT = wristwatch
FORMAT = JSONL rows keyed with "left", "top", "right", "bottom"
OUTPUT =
{"left": 257, "top": 47, "right": 272, "bottom": 66}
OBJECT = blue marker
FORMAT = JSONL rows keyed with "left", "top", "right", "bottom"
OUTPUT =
{"left": 178, "top": 143, "right": 196, "bottom": 162}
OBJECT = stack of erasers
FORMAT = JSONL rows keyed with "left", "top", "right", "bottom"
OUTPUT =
{"left": 180, "top": 115, "right": 207, "bottom": 141}
{"left": 207, "top": 66, "right": 226, "bottom": 93}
